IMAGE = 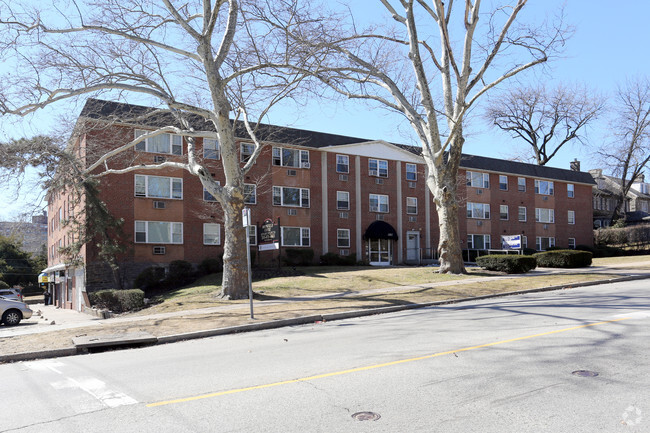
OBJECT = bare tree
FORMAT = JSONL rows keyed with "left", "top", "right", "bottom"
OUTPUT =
{"left": 485, "top": 84, "right": 604, "bottom": 165}
{"left": 0, "top": 0, "right": 324, "bottom": 298}
{"left": 598, "top": 78, "right": 650, "bottom": 224}
{"left": 281, "top": 0, "right": 568, "bottom": 273}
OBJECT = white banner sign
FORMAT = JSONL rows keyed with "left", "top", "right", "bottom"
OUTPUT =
{"left": 259, "top": 242, "right": 280, "bottom": 251}
{"left": 501, "top": 234, "right": 522, "bottom": 250}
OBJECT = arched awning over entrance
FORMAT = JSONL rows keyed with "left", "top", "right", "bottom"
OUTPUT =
{"left": 363, "top": 221, "right": 399, "bottom": 240}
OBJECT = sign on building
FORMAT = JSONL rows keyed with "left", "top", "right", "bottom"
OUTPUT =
{"left": 501, "top": 234, "right": 522, "bottom": 250}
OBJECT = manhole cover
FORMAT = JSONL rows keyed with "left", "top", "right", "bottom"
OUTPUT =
{"left": 572, "top": 370, "right": 599, "bottom": 377}
{"left": 352, "top": 411, "right": 381, "bottom": 421}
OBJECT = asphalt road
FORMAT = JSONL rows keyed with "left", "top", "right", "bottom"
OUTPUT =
{"left": 1, "top": 279, "right": 649, "bottom": 433}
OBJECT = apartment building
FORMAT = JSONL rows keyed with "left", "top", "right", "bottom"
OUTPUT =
{"left": 44, "top": 99, "right": 595, "bottom": 310}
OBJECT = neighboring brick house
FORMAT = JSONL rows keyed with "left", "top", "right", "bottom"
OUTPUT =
{"left": 44, "top": 99, "right": 595, "bottom": 310}
{"left": 589, "top": 169, "right": 650, "bottom": 227}
{"left": 0, "top": 211, "right": 48, "bottom": 255}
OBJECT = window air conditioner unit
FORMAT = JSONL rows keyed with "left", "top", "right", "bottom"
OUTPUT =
{"left": 339, "top": 174, "right": 348, "bottom": 182}
{"left": 153, "top": 201, "right": 166, "bottom": 209}
{"left": 369, "top": 170, "right": 378, "bottom": 176}
{"left": 287, "top": 169, "right": 297, "bottom": 176}
{"left": 153, "top": 246, "right": 166, "bottom": 255}
{"left": 287, "top": 209, "right": 297, "bottom": 216}
{"left": 301, "top": 162, "right": 310, "bottom": 169}
{"left": 154, "top": 155, "right": 166, "bottom": 163}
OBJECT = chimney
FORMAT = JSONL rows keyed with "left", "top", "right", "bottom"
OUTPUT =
{"left": 570, "top": 158, "right": 580, "bottom": 172}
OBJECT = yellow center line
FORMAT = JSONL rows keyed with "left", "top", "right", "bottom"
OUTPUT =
{"left": 146, "top": 317, "right": 630, "bottom": 408}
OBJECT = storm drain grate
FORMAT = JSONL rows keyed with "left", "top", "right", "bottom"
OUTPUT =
{"left": 572, "top": 370, "right": 599, "bottom": 377}
{"left": 352, "top": 412, "right": 381, "bottom": 421}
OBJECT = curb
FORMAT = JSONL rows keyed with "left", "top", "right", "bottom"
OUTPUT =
{"left": 2, "top": 273, "right": 649, "bottom": 363}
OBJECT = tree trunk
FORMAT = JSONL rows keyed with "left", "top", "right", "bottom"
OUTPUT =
{"left": 220, "top": 199, "right": 250, "bottom": 299}
{"left": 433, "top": 180, "right": 466, "bottom": 274}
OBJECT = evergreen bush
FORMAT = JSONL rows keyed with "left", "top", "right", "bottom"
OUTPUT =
{"left": 282, "top": 248, "right": 315, "bottom": 266}
{"left": 533, "top": 250, "right": 592, "bottom": 268}
{"left": 89, "top": 289, "right": 145, "bottom": 313}
{"left": 475, "top": 255, "right": 537, "bottom": 273}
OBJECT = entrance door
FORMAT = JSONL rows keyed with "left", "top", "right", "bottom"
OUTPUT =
{"left": 369, "top": 239, "right": 391, "bottom": 266}
{"left": 406, "top": 231, "right": 420, "bottom": 262}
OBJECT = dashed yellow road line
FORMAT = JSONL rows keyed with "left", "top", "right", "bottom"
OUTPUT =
{"left": 146, "top": 317, "right": 630, "bottom": 408}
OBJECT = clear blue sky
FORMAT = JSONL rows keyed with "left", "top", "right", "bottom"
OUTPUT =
{"left": 1, "top": 0, "right": 647, "bottom": 220}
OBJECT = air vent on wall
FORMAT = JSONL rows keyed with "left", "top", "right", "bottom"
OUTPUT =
{"left": 339, "top": 212, "right": 349, "bottom": 219}
{"left": 409, "top": 216, "right": 417, "bottom": 222}
{"left": 287, "top": 209, "right": 297, "bottom": 216}
{"left": 339, "top": 249, "right": 350, "bottom": 256}
{"left": 477, "top": 220, "right": 483, "bottom": 226}
{"left": 376, "top": 214, "right": 385, "bottom": 221}
{"left": 153, "top": 201, "right": 166, "bottom": 209}
{"left": 543, "top": 196, "right": 548, "bottom": 201}
{"left": 339, "top": 174, "right": 348, "bottom": 182}
{"left": 153, "top": 246, "right": 166, "bottom": 255}
{"left": 408, "top": 182, "right": 416, "bottom": 188}
{"left": 287, "top": 169, "right": 297, "bottom": 176}
{"left": 154, "top": 155, "right": 166, "bottom": 163}
{"left": 376, "top": 178, "right": 384, "bottom": 185}
{"left": 476, "top": 189, "right": 483, "bottom": 194}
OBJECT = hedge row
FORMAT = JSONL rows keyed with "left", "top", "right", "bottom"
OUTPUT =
{"left": 476, "top": 250, "right": 592, "bottom": 273}
{"left": 89, "top": 289, "right": 145, "bottom": 313}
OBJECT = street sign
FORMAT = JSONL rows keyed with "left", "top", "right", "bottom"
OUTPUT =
{"left": 242, "top": 208, "right": 251, "bottom": 227}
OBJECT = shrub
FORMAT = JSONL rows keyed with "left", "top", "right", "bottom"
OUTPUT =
{"left": 320, "top": 252, "right": 358, "bottom": 266}
{"left": 523, "top": 248, "right": 538, "bottom": 256}
{"left": 476, "top": 255, "right": 537, "bottom": 274}
{"left": 198, "top": 257, "right": 223, "bottom": 275}
{"left": 533, "top": 250, "right": 592, "bottom": 268}
{"left": 0, "top": 281, "right": 9, "bottom": 290}
{"left": 166, "top": 260, "right": 195, "bottom": 286}
{"left": 282, "top": 248, "right": 314, "bottom": 266}
{"left": 89, "top": 289, "right": 145, "bottom": 313}
{"left": 134, "top": 266, "right": 165, "bottom": 291}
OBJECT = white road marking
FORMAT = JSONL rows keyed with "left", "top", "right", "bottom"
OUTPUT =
{"left": 25, "top": 360, "right": 138, "bottom": 408}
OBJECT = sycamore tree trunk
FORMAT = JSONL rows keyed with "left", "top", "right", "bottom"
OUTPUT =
{"left": 221, "top": 199, "right": 250, "bottom": 299}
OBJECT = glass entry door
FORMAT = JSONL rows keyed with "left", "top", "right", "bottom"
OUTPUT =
{"left": 369, "top": 239, "right": 391, "bottom": 266}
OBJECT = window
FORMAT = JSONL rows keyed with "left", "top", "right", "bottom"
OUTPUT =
{"left": 241, "top": 143, "right": 254, "bottom": 163}
{"left": 500, "top": 205, "right": 509, "bottom": 220}
{"left": 522, "top": 236, "right": 528, "bottom": 248}
{"left": 135, "top": 175, "right": 183, "bottom": 199}
{"left": 369, "top": 159, "right": 388, "bottom": 178}
{"left": 518, "top": 206, "right": 527, "bottom": 222}
{"left": 535, "top": 208, "right": 555, "bottom": 223}
{"left": 273, "top": 186, "right": 310, "bottom": 207}
{"left": 466, "top": 202, "right": 490, "bottom": 219}
{"left": 535, "top": 180, "right": 554, "bottom": 195}
{"left": 466, "top": 171, "right": 489, "bottom": 188}
{"left": 467, "top": 234, "right": 491, "bottom": 250}
{"left": 244, "top": 184, "right": 256, "bottom": 205}
{"left": 567, "top": 183, "right": 575, "bottom": 198}
{"left": 536, "top": 236, "right": 555, "bottom": 251}
{"left": 135, "top": 221, "right": 183, "bottom": 244}
{"left": 568, "top": 210, "right": 575, "bottom": 225}
{"left": 568, "top": 238, "right": 576, "bottom": 249}
{"left": 332, "top": 155, "right": 348, "bottom": 174}
{"left": 203, "top": 138, "right": 220, "bottom": 160}
{"left": 203, "top": 181, "right": 221, "bottom": 202}
{"left": 337, "top": 229, "right": 350, "bottom": 248}
{"left": 135, "top": 130, "right": 182, "bottom": 155}
{"left": 337, "top": 191, "right": 350, "bottom": 210}
{"left": 203, "top": 223, "right": 220, "bottom": 245}
{"left": 518, "top": 177, "right": 526, "bottom": 192}
{"left": 406, "top": 197, "right": 418, "bottom": 215}
{"left": 281, "top": 227, "right": 310, "bottom": 247}
{"left": 272, "top": 147, "right": 310, "bottom": 168}
{"left": 248, "top": 225, "right": 257, "bottom": 246}
{"left": 369, "top": 194, "right": 389, "bottom": 213}
{"left": 406, "top": 163, "right": 417, "bottom": 181}
{"left": 499, "top": 175, "right": 508, "bottom": 191}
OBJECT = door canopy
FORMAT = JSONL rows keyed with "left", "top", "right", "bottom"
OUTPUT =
{"left": 363, "top": 221, "right": 398, "bottom": 240}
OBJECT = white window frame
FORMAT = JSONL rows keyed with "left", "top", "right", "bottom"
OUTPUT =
{"left": 535, "top": 179, "right": 555, "bottom": 196}
{"left": 135, "top": 221, "right": 183, "bottom": 244}
{"left": 405, "top": 163, "right": 417, "bottom": 181}
{"left": 499, "top": 175, "right": 508, "bottom": 191}
{"left": 535, "top": 208, "right": 555, "bottom": 223}
{"left": 135, "top": 130, "right": 182, "bottom": 155}
{"left": 337, "top": 229, "right": 351, "bottom": 248}
{"left": 272, "top": 147, "right": 310, "bottom": 168}
{"left": 244, "top": 184, "right": 257, "bottom": 205}
{"left": 202, "top": 181, "right": 221, "bottom": 202}
{"left": 203, "top": 138, "right": 220, "bottom": 160}
{"left": 406, "top": 197, "right": 418, "bottom": 215}
{"left": 336, "top": 154, "right": 349, "bottom": 173}
{"left": 135, "top": 175, "right": 183, "bottom": 200}
{"left": 467, "top": 202, "right": 491, "bottom": 219}
{"left": 568, "top": 210, "right": 575, "bottom": 225}
{"left": 567, "top": 183, "right": 575, "bottom": 198}
{"left": 369, "top": 159, "right": 388, "bottom": 178}
{"left": 518, "top": 177, "right": 526, "bottom": 192}
{"left": 240, "top": 143, "right": 254, "bottom": 163}
{"left": 248, "top": 225, "right": 257, "bottom": 246}
{"left": 536, "top": 236, "right": 555, "bottom": 251}
{"left": 466, "top": 171, "right": 490, "bottom": 188}
{"left": 467, "top": 234, "right": 491, "bottom": 250}
{"left": 500, "top": 204, "right": 509, "bottom": 220}
{"left": 369, "top": 194, "right": 389, "bottom": 213}
{"left": 518, "top": 206, "right": 527, "bottom": 222}
{"left": 281, "top": 226, "right": 311, "bottom": 247}
{"left": 273, "top": 186, "right": 310, "bottom": 208}
{"left": 203, "top": 223, "right": 221, "bottom": 245}
{"left": 337, "top": 191, "right": 350, "bottom": 210}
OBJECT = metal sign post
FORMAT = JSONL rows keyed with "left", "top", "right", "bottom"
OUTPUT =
{"left": 243, "top": 208, "right": 254, "bottom": 319}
